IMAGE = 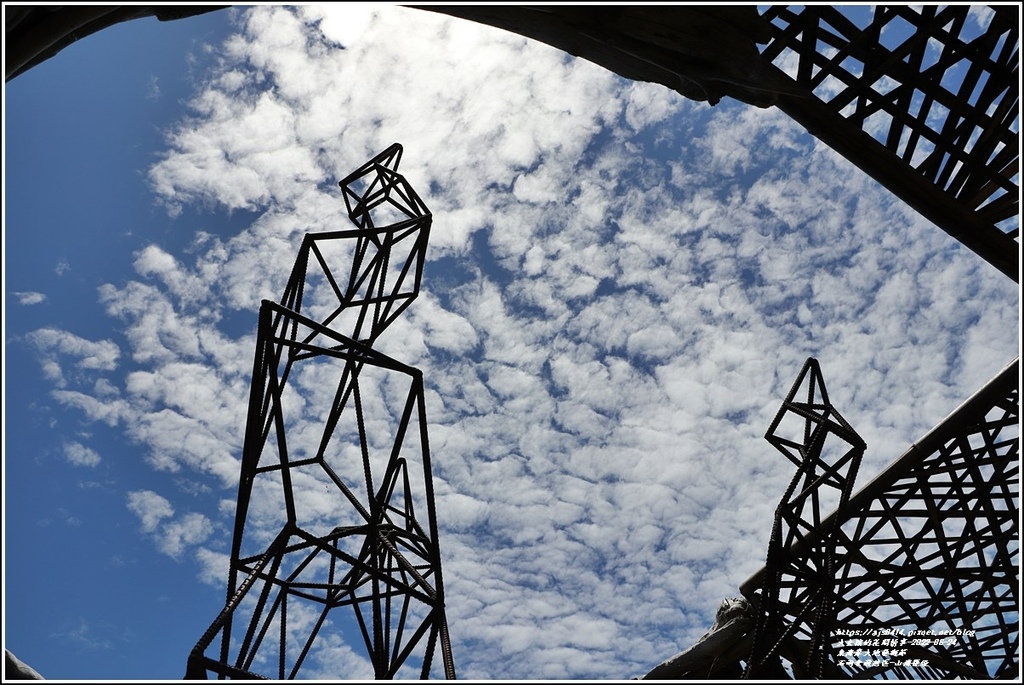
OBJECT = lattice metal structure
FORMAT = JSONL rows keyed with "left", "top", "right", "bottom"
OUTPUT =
{"left": 186, "top": 144, "right": 456, "bottom": 680}
{"left": 760, "top": 5, "right": 1020, "bottom": 281}
{"left": 745, "top": 359, "right": 866, "bottom": 679}
{"left": 645, "top": 359, "right": 1019, "bottom": 680}
{"left": 740, "top": 358, "right": 1019, "bottom": 680}
{"left": 422, "top": 5, "right": 1019, "bottom": 282}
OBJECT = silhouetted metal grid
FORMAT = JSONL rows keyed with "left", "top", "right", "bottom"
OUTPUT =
{"left": 741, "top": 357, "right": 1019, "bottom": 679}
{"left": 745, "top": 359, "right": 866, "bottom": 679}
{"left": 186, "top": 144, "right": 456, "bottom": 680}
{"left": 759, "top": 5, "right": 1020, "bottom": 281}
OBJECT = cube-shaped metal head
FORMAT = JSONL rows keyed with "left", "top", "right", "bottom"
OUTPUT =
{"left": 339, "top": 143, "right": 430, "bottom": 231}
{"left": 765, "top": 358, "right": 865, "bottom": 490}
{"left": 276, "top": 144, "right": 432, "bottom": 344}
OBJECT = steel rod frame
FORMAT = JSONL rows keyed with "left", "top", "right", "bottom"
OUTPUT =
{"left": 745, "top": 359, "right": 866, "bottom": 679}
{"left": 760, "top": 5, "right": 1019, "bottom": 282}
{"left": 741, "top": 358, "right": 1019, "bottom": 679}
{"left": 186, "top": 144, "right": 455, "bottom": 680}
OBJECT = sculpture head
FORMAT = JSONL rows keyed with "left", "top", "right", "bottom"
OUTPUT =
{"left": 279, "top": 143, "right": 432, "bottom": 345}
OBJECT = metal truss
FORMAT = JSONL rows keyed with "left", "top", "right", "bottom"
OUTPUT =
{"left": 745, "top": 359, "right": 866, "bottom": 679}
{"left": 759, "top": 5, "right": 1020, "bottom": 281}
{"left": 421, "top": 6, "right": 1019, "bottom": 281}
{"left": 186, "top": 144, "right": 456, "bottom": 680}
{"left": 740, "top": 358, "right": 1019, "bottom": 680}
{"left": 645, "top": 359, "right": 1018, "bottom": 680}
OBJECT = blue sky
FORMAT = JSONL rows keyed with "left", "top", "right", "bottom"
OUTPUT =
{"left": 3, "top": 5, "right": 1019, "bottom": 681}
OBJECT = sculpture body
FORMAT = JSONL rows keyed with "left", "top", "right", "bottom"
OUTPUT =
{"left": 187, "top": 144, "right": 455, "bottom": 680}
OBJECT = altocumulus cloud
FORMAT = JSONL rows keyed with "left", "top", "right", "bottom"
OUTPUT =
{"left": 127, "top": 489, "right": 175, "bottom": 533}
{"left": 14, "top": 291, "right": 47, "bottom": 305}
{"left": 63, "top": 441, "right": 102, "bottom": 467}
{"left": 33, "top": 5, "right": 1019, "bottom": 680}
{"left": 127, "top": 490, "right": 213, "bottom": 561}
{"left": 28, "top": 327, "right": 120, "bottom": 388}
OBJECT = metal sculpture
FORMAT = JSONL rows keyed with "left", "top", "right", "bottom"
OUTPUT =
{"left": 6, "top": 5, "right": 1016, "bottom": 680}
{"left": 186, "top": 144, "right": 456, "bottom": 680}
{"left": 645, "top": 358, "right": 1019, "bottom": 680}
{"left": 744, "top": 359, "right": 866, "bottom": 679}
{"left": 759, "top": 5, "right": 1020, "bottom": 282}
{"left": 743, "top": 356, "right": 1020, "bottom": 679}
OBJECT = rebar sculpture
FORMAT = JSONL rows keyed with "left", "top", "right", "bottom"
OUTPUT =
{"left": 759, "top": 5, "right": 1020, "bottom": 281}
{"left": 186, "top": 144, "right": 456, "bottom": 680}
{"left": 644, "top": 358, "right": 1019, "bottom": 680}
{"left": 744, "top": 357, "right": 1020, "bottom": 680}
{"left": 744, "top": 359, "right": 866, "bottom": 679}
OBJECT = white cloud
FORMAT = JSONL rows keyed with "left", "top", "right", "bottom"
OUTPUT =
{"left": 26, "top": 329, "right": 120, "bottom": 392}
{"left": 309, "top": 4, "right": 376, "bottom": 49}
{"left": 146, "top": 74, "right": 161, "bottom": 100}
{"left": 51, "top": 390, "right": 128, "bottom": 426}
{"left": 13, "top": 291, "right": 46, "bottom": 305}
{"left": 57, "top": 618, "right": 113, "bottom": 651}
{"left": 127, "top": 490, "right": 175, "bottom": 533}
{"left": 63, "top": 442, "right": 102, "bottom": 467}
{"left": 966, "top": 5, "right": 996, "bottom": 33}
{"left": 28, "top": 328, "right": 120, "bottom": 386}
{"left": 193, "top": 547, "right": 230, "bottom": 587}
{"left": 127, "top": 491, "right": 213, "bottom": 561}
{"left": 157, "top": 512, "right": 214, "bottom": 559}
{"left": 133, "top": 245, "right": 211, "bottom": 306}
{"left": 27, "top": 5, "right": 1020, "bottom": 680}
{"left": 410, "top": 294, "right": 480, "bottom": 355}
{"left": 624, "top": 83, "right": 685, "bottom": 131}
